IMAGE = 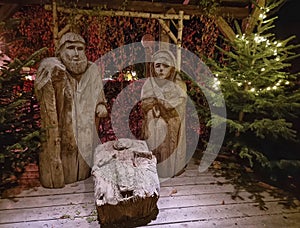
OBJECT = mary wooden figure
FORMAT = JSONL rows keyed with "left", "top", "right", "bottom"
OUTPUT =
{"left": 141, "top": 50, "right": 187, "bottom": 179}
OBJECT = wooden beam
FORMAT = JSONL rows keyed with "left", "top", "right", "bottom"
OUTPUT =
{"left": 44, "top": 5, "right": 191, "bottom": 20}
{"left": 0, "top": 0, "right": 251, "bottom": 6}
{"left": 0, "top": 0, "right": 249, "bottom": 19}
{"left": 215, "top": 16, "right": 236, "bottom": 42}
{"left": 158, "top": 19, "right": 177, "bottom": 44}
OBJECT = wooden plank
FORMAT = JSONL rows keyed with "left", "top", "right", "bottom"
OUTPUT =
{"left": 3, "top": 178, "right": 94, "bottom": 198}
{"left": 1, "top": 212, "right": 299, "bottom": 228}
{"left": 0, "top": 217, "right": 100, "bottom": 228}
{"left": 0, "top": 200, "right": 299, "bottom": 226}
{"left": 161, "top": 175, "right": 227, "bottom": 186}
{"left": 148, "top": 201, "right": 300, "bottom": 225}
{"left": 0, "top": 192, "right": 94, "bottom": 210}
{"left": 141, "top": 213, "right": 300, "bottom": 227}
{"left": 2, "top": 187, "right": 295, "bottom": 211}
{"left": 0, "top": 202, "right": 96, "bottom": 224}
{"left": 0, "top": 176, "right": 229, "bottom": 209}
{"left": 158, "top": 192, "right": 297, "bottom": 209}
{"left": 1, "top": 157, "right": 299, "bottom": 227}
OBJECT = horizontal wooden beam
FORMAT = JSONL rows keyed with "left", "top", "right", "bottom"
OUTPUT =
{"left": 0, "top": 0, "right": 250, "bottom": 19}
{"left": 0, "top": 0, "right": 251, "bottom": 6}
{"left": 44, "top": 5, "right": 191, "bottom": 20}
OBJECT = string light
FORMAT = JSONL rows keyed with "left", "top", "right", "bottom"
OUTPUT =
{"left": 254, "top": 34, "right": 267, "bottom": 43}
{"left": 259, "top": 13, "right": 267, "bottom": 20}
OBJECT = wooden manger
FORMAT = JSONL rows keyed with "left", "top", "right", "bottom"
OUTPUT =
{"left": 92, "top": 138, "right": 160, "bottom": 227}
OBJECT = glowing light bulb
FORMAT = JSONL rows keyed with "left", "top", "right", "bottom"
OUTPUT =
{"left": 261, "top": 68, "right": 265, "bottom": 72}
{"left": 259, "top": 13, "right": 266, "bottom": 20}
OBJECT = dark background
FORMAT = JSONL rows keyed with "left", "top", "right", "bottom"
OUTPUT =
{"left": 274, "top": 0, "right": 300, "bottom": 73}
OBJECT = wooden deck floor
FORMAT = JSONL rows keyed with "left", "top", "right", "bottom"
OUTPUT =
{"left": 0, "top": 159, "right": 299, "bottom": 227}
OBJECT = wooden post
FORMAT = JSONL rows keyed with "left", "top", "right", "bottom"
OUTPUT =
{"left": 176, "top": 11, "right": 183, "bottom": 72}
{"left": 159, "top": 19, "right": 170, "bottom": 50}
{"left": 52, "top": 0, "right": 59, "bottom": 48}
{"left": 141, "top": 34, "right": 155, "bottom": 78}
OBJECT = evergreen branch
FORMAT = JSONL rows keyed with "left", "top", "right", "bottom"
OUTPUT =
{"left": 249, "top": 118, "right": 297, "bottom": 140}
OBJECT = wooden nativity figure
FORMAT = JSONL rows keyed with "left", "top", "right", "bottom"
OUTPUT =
{"left": 92, "top": 138, "right": 160, "bottom": 227}
{"left": 35, "top": 32, "right": 108, "bottom": 188}
{"left": 141, "top": 50, "right": 187, "bottom": 179}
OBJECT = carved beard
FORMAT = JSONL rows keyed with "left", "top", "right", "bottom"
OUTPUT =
{"left": 60, "top": 53, "right": 88, "bottom": 76}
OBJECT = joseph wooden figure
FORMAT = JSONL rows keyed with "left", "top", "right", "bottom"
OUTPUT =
{"left": 35, "top": 32, "right": 108, "bottom": 188}
{"left": 141, "top": 50, "right": 187, "bottom": 179}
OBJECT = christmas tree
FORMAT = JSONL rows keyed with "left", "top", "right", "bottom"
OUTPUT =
{"left": 205, "top": 0, "right": 300, "bottom": 167}
{"left": 0, "top": 24, "right": 47, "bottom": 190}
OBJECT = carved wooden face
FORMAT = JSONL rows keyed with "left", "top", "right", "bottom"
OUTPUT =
{"left": 154, "top": 58, "right": 172, "bottom": 79}
{"left": 60, "top": 41, "right": 88, "bottom": 75}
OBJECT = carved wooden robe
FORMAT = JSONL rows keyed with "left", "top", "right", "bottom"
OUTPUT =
{"left": 35, "top": 57, "right": 106, "bottom": 187}
{"left": 141, "top": 50, "right": 187, "bottom": 179}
